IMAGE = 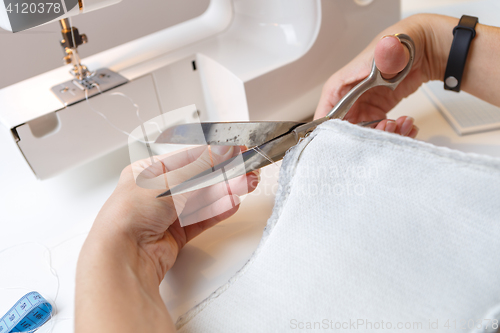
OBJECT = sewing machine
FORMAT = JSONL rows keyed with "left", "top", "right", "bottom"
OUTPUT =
{"left": 0, "top": 0, "right": 399, "bottom": 179}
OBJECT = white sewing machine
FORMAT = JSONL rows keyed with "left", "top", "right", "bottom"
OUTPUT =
{"left": 0, "top": 0, "right": 400, "bottom": 179}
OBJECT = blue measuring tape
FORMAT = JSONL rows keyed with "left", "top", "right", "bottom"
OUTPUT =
{"left": 0, "top": 292, "right": 53, "bottom": 333}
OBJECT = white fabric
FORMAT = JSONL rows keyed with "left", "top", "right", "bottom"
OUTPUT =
{"left": 176, "top": 119, "right": 500, "bottom": 333}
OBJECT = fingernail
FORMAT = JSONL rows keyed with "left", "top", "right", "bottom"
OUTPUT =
{"left": 251, "top": 170, "right": 261, "bottom": 183}
{"left": 232, "top": 194, "right": 241, "bottom": 206}
{"left": 211, "top": 145, "right": 231, "bottom": 156}
{"left": 401, "top": 117, "right": 414, "bottom": 136}
{"left": 411, "top": 125, "right": 420, "bottom": 138}
{"left": 381, "top": 34, "right": 400, "bottom": 42}
{"left": 385, "top": 120, "right": 397, "bottom": 133}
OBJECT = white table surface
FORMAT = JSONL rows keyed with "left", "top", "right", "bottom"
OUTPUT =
{"left": 1, "top": 0, "right": 498, "bottom": 332}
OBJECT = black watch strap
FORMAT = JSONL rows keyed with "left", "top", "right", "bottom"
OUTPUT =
{"left": 444, "top": 15, "right": 478, "bottom": 92}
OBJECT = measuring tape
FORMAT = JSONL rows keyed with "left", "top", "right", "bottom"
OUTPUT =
{"left": 0, "top": 292, "right": 52, "bottom": 333}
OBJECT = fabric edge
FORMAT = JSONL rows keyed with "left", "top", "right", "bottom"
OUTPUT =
{"left": 321, "top": 119, "right": 500, "bottom": 170}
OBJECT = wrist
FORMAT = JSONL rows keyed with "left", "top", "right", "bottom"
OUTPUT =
{"left": 415, "top": 14, "right": 458, "bottom": 82}
{"left": 75, "top": 227, "right": 174, "bottom": 333}
{"left": 79, "top": 225, "right": 163, "bottom": 288}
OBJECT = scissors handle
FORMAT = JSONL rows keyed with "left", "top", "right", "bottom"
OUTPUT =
{"left": 326, "top": 34, "right": 415, "bottom": 120}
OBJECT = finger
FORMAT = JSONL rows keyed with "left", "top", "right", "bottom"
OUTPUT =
{"left": 135, "top": 144, "right": 244, "bottom": 180}
{"left": 132, "top": 145, "right": 207, "bottom": 180}
{"left": 375, "top": 119, "right": 389, "bottom": 130}
{"left": 182, "top": 200, "right": 241, "bottom": 245}
{"left": 156, "top": 145, "right": 209, "bottom": 173}
{"left": 408, "top": 125, "right": 419, "bottom": 138}
{"left": 384, "top": 119, "right": 397, "bottom": 133}
{"left": 374, "top": 35, "right": 410, "bottom": 78}
{"left": 396, "top": 116, "right": 415, "bottom": 136}
{"left": 163, "top": 145, "right": 241, "bottom": 190}
{"left": 135, "top": 145, "right": 241, "bottom": 190}
{"left": 181, "top": 171, "right": 260, "bottom": 216}
{"left": 133, "top": 142, "right": 247, "bottom": 180}
{"left": 159, "top": 145, "right": 245, "bottom": 215}
{"left": 375, "top": 119, "right": 389, "bottom": 131}
{"left": 395, "top": 115, "right": 407, "bottom": 132}
{"left": 375, "top": 119, "right": 396, "bottom": 133}
{"left": 181, "top": 195, "right": 241, "bottom": 232}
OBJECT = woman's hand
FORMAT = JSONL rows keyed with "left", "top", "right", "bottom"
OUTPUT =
{"left": 76, "top": 145, "right": 259, "bottom": 333}
{"left": 98, "top": 145, "right": 259, "bottom": 281}
{"left": 314, "top": 14, "right": 446, "bottom": 138}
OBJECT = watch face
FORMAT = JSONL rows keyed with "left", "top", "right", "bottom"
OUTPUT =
{"left": 3, "top": 0, "right": 78, "bottom": 32}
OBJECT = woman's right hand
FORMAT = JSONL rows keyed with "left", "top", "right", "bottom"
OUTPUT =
{"left": 314, "top": 14, "right": 450, "bottom": 137}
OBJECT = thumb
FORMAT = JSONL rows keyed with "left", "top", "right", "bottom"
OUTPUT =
{"left": 161, "top": 145, "right": 237, "bottom": 212}
{"left": 134, "top": 145, "right": 239, "bottom": 212}
{"left": 165, "top": 145, "right": 236, "bottom": 190}
{"left": 135, "top": 145, "right": 238, "bottom": 190}
{"left": 374, "top": 35, "right": 410, "bottom": 78}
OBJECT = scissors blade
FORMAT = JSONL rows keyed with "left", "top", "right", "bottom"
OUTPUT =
{"left": 156, "top": 130, "right": 300, "bottom": 198}
{"left": 154, "top": 121, "right": 303, "bottom": 147}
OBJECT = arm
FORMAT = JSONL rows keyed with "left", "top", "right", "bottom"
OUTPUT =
{"left": 75, "top": 146, "right": 259, "bottom": 333}
{"left": 76, "top": 227, "right": 175, "bottom": 332}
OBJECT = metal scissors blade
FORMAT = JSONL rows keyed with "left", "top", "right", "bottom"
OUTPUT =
{"left": 156, "top": 125, "right": 302, "bottom": 198}
{"left": 154, "top": 121, "right": 303, "bottom": 147}
{"left": 156, "top": 34, "right": 415, "bottom": 198}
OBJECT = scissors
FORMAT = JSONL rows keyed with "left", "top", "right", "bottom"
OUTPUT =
{"left": 155, "top": 34, "right": 415, "bottom": 198}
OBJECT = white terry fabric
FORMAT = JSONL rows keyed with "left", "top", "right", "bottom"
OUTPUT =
{"left": 176, "top": 119, "right": 500, "bottom": 333}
